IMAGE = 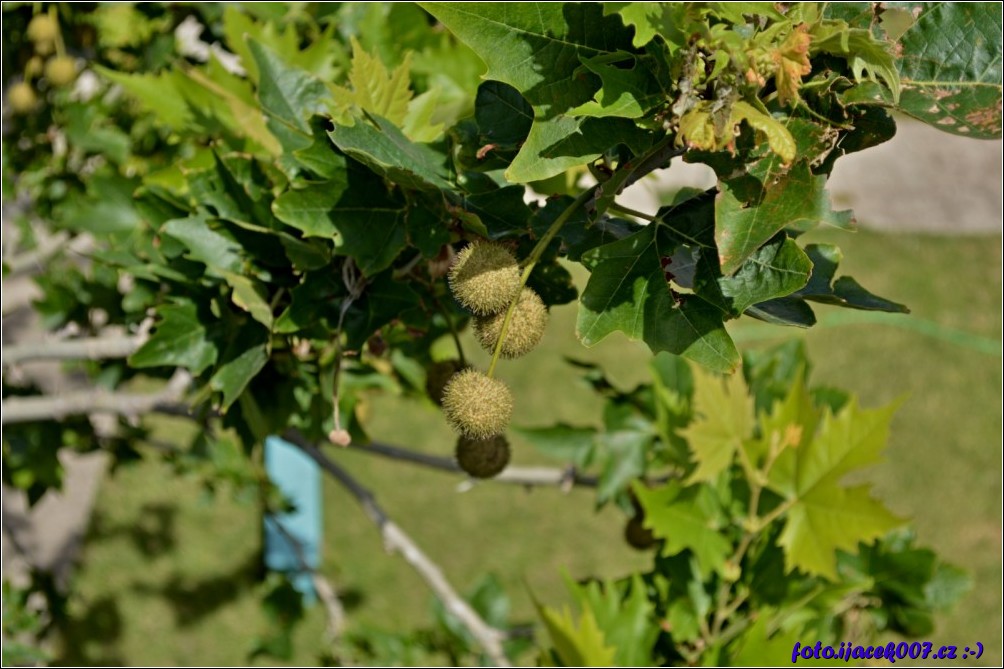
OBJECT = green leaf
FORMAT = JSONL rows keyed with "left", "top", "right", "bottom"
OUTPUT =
{"left": 797, "top": 244, "right": 909, "bottom": 313}
{"left": 607, "top": 2, "right": 689, "bottom": 49}
{"left": 728, "top": 612, "right": 811, "bottom": 666}
{"left": 635, "top": 481, "right": 731, "bottom": 578}
{"left": 248, "top": 39, "right": 330, "bottom": 153}
{"left": 565, "top": 575, "right": 659, "bottom": 667}
{"left": 94, "top": 66, "right": 192, "bottom": 129}
{"left": 577, "top": 224, "right": 741, "bottom": 374}
{"left": 595, "top": 427, "right": 652, "bottom": 505}
{"left": 272, "top": 182, "right": 345, "bottom": 239}
{"left": 342, "top": 272, "right": 422, "bottom": 350}
{"left": 569, "top": 52, "right": 662, "bottom": 119}
{"left": 535, "top": 601, "right": 617, "bottom": 667}
{"left": 129, "top": 301, "right": 219, "bottom": 375}
{"left": 421, "top": 2, "right": 642, "bottom": 182}
{"left": 768, "top": 398, "right": 905, "bottom": 579}
{"left": 715, "top": 160, "right": 852, "bottom": 275}
{"left": 682, "top": 365, "right": 754, "bottom": 484}
{"left": 694, "top": 233, "right": 813, "bottom": 317}
{"left": 512, "top": 424, "right": 596, "bottom": 467}
{"left": 225, "top": 273, "right": 274, "bottom": 329}
{"left": 209, "top": 326, "right": 270, "bottom": 411}
{"left": 162, "top": 212, "right": 244, "bottom": 276}
{"left": 328, "top": 114, "right": 453, "bottom": 191}
{"left": 895, "top": 2, "right": 1002, "bottom": 138}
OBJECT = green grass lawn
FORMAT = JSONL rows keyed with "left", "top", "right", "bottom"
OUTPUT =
{"left": 55, "top": 228, "right": 1002, "bottom": 666}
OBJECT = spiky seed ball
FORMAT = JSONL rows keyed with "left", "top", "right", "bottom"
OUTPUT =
{"left": 441, "top": 368, "right": 513, "bottom": 439}
{"left": 473, "top": 287, "right": 548, "bottom": 358}
{"left": 27, "top": 14, "right": 59, "bottom": 44}
{"left": 8, "top": 83, "right": 37, "bottom": 114}
{"left": 45, "top": 56, "right": 76, "bottom": 87}
{"left": 455, "top": 435, "right": 510, "bottom": 479}
{"left": 448, "top": 242, "right": 521, "bottom": 315}
{"left": 425, "top": 359, "right": 464, "bottom": 406}
{"left": 624, "top": 515, "right": 656, "bottom": 550}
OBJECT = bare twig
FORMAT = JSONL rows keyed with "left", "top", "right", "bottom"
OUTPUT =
{"left": 1, "top": 371, "right": 191, "bottom": 424}
{"left": 1, "top": 331, "right": 148, "bottom": 368}
{"left": 284, "top": 429, "right": 511, "bottom": 667}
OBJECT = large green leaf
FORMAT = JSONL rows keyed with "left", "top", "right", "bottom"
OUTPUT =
{"left": 693, "top": 233, "right": 813, "bottom": 317}
{"left": 328, "top": 114, "right": 453, "bottom": 191}
{"left": 577, "top": 224, "right": 741, "bottom": 374}
{"left": 715, "top": 160, "right": 852, "bottom": 276}
{"left": 129, "top": 301, "right": 220, "bottom": 375}
{"left": 162, "top": 212, "right": 244, "bottom": 276}
{"left": 248, "top": 39, "right": 330, "bottom": 153}
{"left": 209, "top": 325, "right": 270, "bottom": 411}
{"left": 767, "top": 398, "right": 905, "bottom": 579}
{"left": 420, "top": 2, "right": 643, "bottom": 182}
{"left": 634, "top": 481, "right": 731, "bottom": 578}
{"left": 896, "top": 3, "right": 1003, "bottom": 139}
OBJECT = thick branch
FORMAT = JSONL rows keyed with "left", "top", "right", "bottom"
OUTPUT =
{"left": 1, "top": 332, "right": 147, "bottom": 368}
{"left": 284, "top": 430, "right": 511, "bottom": 667}
{"left": 1, "top": 371, "right": 191, "bottom": 424}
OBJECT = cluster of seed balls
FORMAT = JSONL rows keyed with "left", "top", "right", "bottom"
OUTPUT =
{"left": 425, "top": 241, "right": 549, "bottom": 479}
{"left": 9, "top": 13, "right": 77, "bottom": 114}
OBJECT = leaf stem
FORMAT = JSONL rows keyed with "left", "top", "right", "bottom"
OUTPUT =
{"left": 608, "top": 202, "right": 659, "bottom": 222}
{"left": 486, "top": 185, "right": 597, "bottom": 377}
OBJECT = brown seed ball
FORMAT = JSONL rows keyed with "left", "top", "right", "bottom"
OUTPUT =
{"left": 473, "top": 287, "right": 548, "bottom": 358}
{"left": 455, "top": 435, "right": 510, "bottom": 479}
{"left": 441, "top": 368, "right": 513, "bottom": 439}
{"left": 447, "top": 242, "right": 521, "bottom": 315}
{"left": 45, "top": 56, "right": 76, "bottom": 87}
{"left": 8, "top": 83, "right": 38, "bottom": 114}
{"left": 624, "top": 515, "right": 656, "bottom": 550}
{"left": 27, "top": 14, "right": 59, "bottom": 45}
{"left": 425, "top": 359, "right": 464, "bottom": 406}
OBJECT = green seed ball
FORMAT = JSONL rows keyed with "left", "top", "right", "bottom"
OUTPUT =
{"left": 425, "top": 359, "right": 464, "bottom": 407}
{"left": 448, "top": 242, "right": 521, "bottom": 315}
{"left": 45, "top": 56, "right": 76, "bottom": 87}
{"left": 27, "top": 14, "right": 59, "bottom": 44}
{"left": 455, "top": 435, "right": 510, "bottom": 479}
{"left": 624, "top": 515, "right": 656, "bottom": 550}
{"left": 473, "top": 287, "right": 548, "bottom": 358}
{"left": 8, "top": 83, "right": 38, "bottom": 114}
{"left": 441, "top": 368, "right": 513, "bottom": 439}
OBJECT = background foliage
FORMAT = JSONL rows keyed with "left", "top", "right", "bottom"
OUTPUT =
{"left": 3, "top": 2, "right": 1001, "bottom": 666}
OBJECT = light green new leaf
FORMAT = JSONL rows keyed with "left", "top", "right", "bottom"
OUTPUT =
{"left": 605, "top": 2, "right": 690, "bottom": 49}
{"left": 129, "top": 301, "right": 219, "bottom": 375}
{"left": 767, "top": 398, "right": 905, "bottom": 578}
{"left": 94, "top": 66, "right": 192, "bottom": 129}
{"left": 730, "top": 101, "right": 796, "bottom": 164}
{"left": 566, "top": 574, "right": 659, "bottom": 667}
{"left": 682, "top": 365, "right": 754, "bottom": 484}
{"left": 536, "top": 601, "right": 617, "bottom": 667}
{"left": 331, "top": 38, "right": 414, "bottom": 128}
{"left": 577, "top": 224, "right": 741, "bottom": 374}
{"left": 634, "top": 482, "right": 731, "bottom": 578}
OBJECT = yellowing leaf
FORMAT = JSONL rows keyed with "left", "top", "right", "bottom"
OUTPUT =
{"left": 730, "top": 101, "right": 796, "bottom": 164}
{"left": 774, "top": 24, "right": 812, "bottom": 107}
{"left": 683, "top": 364, "right": 755, "bottom": 484}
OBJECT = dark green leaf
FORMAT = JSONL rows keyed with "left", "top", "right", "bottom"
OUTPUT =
{"left": 512, "top": 424, "right": 596, "bottom": 467}
{"left": 129, "top": 301, "right": 220, "bottom": 374}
